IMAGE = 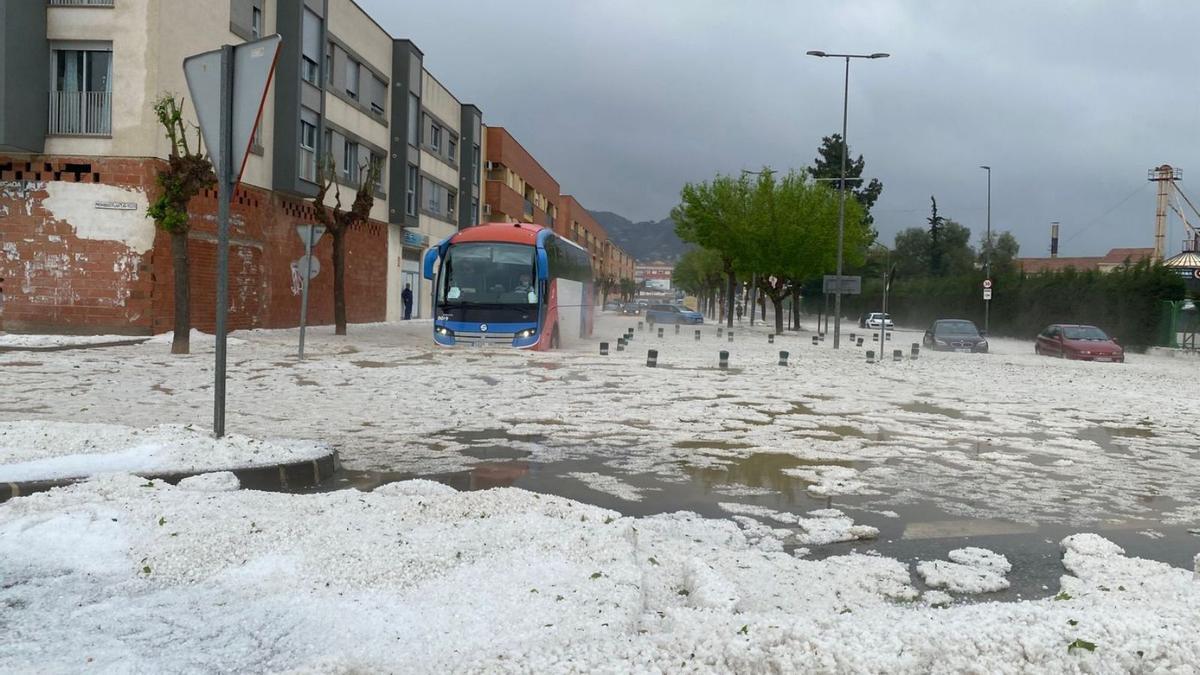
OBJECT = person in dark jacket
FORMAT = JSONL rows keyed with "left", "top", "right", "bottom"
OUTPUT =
{"left": 401, "top": 284, "right": 413, "bottom": 320}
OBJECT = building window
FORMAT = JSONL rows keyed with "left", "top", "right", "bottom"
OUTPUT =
{"left": 430, "top": 122, "right": 442, "bottom": 152}
{"left": 448, "top": 190, "right": 456, "bottom": 217}
{"left": 49, "top": 46, "right": 113, "bottom": 136}
{"left": 406, "top": 164, "right": 418, "bottom": 216}
{"left": 407, "top": 94, "right": 419, "bottom": 146}
{"left": 342, "top": 139, "right": 357, "bottom": 183}
{"left": 472, "top": 145, "right": 480, "bottom": 186}
{"left": 251, "top": 6, "right": 262, "bottom": 38}
{"left": 324, "top": 41, "right": 333, "bottom": 86}
{"left": 368, "top": 75, "right": 386, "bottom": 115}
{"left": 301, "top": 9, "right": 321, "bottom": 85}
{"left": 299, "top": 108, "right": 318, "bottom": 182}
{"left": 345, "top": 59, "right": 359, "bottom": 100}
{"left": 471, "top": 198, "right": 479, "bottom": 224}
{"left": 447, "top": 136, "right": 457, "bottom": 164}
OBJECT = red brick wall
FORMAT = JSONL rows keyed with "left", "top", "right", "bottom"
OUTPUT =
{"left": 0, "top": 155, "right": 387, "bottom": 335}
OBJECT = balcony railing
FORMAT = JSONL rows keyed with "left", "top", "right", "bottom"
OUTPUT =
{"left": 49, "top": 91, "right": 112, "bottom": 136}
{"left": 49, "top": 0, "right": 115, "bottom": 6}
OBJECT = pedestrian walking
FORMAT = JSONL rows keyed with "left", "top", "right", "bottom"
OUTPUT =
{"left": 401, "top": 283, "right": 413, "bottom": 320}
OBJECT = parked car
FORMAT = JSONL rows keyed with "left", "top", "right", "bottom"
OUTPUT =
{"left": 636, "top": 300, "right": 650, "bottom": 309}
{"left": 923, "top": 319, "right": 988, "bottom": 353}
{"left": 620, "top": 303, "right": 641, "bottom": 316}
{"left": 864, "top": 312, "right": 894, "bottom": 330}
{"left": 603, "top": 300, "right": 622, "bottom": 312}
{"left": 645, "top": 304, "right": 704, "bottom": 325}
{"left": 1035, "top": 324, "right": 1124, "bottom": 362}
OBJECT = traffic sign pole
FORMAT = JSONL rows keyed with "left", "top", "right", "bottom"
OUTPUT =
{"left": 213, "top": 44, "right": 234, "bottom": 439}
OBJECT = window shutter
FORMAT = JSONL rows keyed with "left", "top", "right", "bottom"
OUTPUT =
{"left": 301, "top": 10, "right": 321, "bottom": 62}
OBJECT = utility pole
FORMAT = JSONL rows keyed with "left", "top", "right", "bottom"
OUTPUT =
{"left": 980, "top": 165, "right": 991, "bottom": 335}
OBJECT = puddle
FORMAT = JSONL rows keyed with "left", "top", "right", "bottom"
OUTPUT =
{"left": 1105, "top": 426, "right": 1155, "bottom": 439}
{"left": 351, "top": 360, "right": 396, "bottom": 369}
{"left": 899, "top": 402, "right": 965, "bottom": 419}
{"left": 673, "top": 440, "right": 754, "bottom": 450}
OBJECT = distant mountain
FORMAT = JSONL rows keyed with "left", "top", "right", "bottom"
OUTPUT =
{"left": 590, "top": 211, "right": 692, "bottom": 262}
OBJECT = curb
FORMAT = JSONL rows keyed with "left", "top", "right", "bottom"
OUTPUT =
{"left": 0, "top": 338, "right": 151, "bottom": 353}
{"left": 0, "top": 451, "right": 339, "bottom": 503}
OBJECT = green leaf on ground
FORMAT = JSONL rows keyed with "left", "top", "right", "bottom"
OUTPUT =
{"left": 1068, "top": 619, "right": 1078, "bottom": 626}
{"left": 648, "top": 557, "right": 660, "bottom": 566}
{"left": 158, "top": 516, "right": 166, "bottom": 526}
{"left": 590, "top": 572, "right": 603, "bottom": 580}
{"left": 1054, "top": 592, "right": 1072, "bottom": 601}
{"left": 1068, "top": 639, "right": 1096, "bottom": 653}
{"left": 738, "top": 625, "right": 748, "bottom": 635}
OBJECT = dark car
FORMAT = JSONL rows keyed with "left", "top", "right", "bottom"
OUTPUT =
{"left": 923, "top": 319, "right": 988, "bottom": 353}
{"left": 1035, "top": 324, "right": 1124, "bottom": 362}
{"left": 645, "top": 304, "right": 704, "bottom": 325}
{"left": 603, "top": 300, "right": 621, "bottom": 312}
{"left": 620, "top": 303, "right": 641, "bottom": 315}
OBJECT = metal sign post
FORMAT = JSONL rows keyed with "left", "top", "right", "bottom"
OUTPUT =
{"left": 185, "top": 35, "right": 281, "bottom": 438}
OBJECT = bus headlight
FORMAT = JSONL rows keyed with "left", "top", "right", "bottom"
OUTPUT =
{"left": 514, "top": 328, "right": 536, "bottom": 339}
{"left": 436, "top": 326, "right": 454, "bottom": 337}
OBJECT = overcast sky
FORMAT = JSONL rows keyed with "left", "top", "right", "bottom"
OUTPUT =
{"left": 361, "top": 0, "right": 1200, "bottom": 257}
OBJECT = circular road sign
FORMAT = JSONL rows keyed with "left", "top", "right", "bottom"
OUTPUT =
{"left": 983, "top": 279, "right": 993, "bottom": 289}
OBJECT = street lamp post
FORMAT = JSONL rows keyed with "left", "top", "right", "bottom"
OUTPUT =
{"left": 980, "top": 165, "right": 991, "bottom": 334}
{"left": 807, "top": 50, "right": 889, "bottom": 349}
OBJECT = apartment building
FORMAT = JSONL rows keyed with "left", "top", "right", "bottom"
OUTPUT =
{"left": 558, "top": 195, "right": 632, "bottom": 283}
{"left": 0, "top": 0, "right": 484, "bottom": 333}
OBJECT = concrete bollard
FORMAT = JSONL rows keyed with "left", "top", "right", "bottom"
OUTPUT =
{"left": 768, "top": 334, "right": 775, "bottom": 344}
{"left": 911, "top": 343, "right": 920, "bottom": 359}
{"left": 872, "top": 334, "right": 879, "bottom": 341}
{"left": 857, "top": 337, "right": 864, "bottom": 347}
{"left": 811, "top": 335, "right": 819, "bottom": 345}
{"left": 657, "top": 327, "right": 664, "bottom": 338}
{"left": 728, "top": 332, "right": 734, "bottom": 343}
{"left": 819, "top": 333, "right": 825, "bottom": 342}
{"left": 886, "top": 332, "right": 892, "bottom": 340}
{"left": 647, "top": 349, "right": 658, "bottom": 367}
{"left": 675, "top": 324, "right": 680, "bottom": 335}
{"left": 637, "top": 321, "right": 644, "bottom": 331}
{"left": 866, "top": 350, "right": 876, "bottom": 364}
{"left": 719, "top": 350, "right": 730, "bottom": 369}
{"left": 600, "top": 342, "right": 609, "bottom": 356}
{"left": 694, "top": 329, "right": 701, "bottom": 341}
{"left": 778, "top": 350, "right": 789, "bottom": 366}
{"left": 616, "top": 338, "right": 626, "bottom": 352}
{"left": 717, "top": 327, "right": 724, "bottom": 337}
{"left": 893, "top": 349, "right": 903, "bottom": 362}
{"left": 849, "top": 332, "right": 856, "bottom": 341}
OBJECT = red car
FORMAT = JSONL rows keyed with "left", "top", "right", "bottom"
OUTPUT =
{"left": 1035, "top": 324, "right": 1124, "bottom": 362}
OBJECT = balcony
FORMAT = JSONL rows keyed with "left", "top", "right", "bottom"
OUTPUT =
{"left": 48, "top": 0, "right": 115, "bottom": 5}
{"left": 49, "top": 91, "right": 112, "bottom": 136}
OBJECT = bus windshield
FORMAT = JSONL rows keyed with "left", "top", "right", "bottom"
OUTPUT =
{"left": 438, "top": 242, "right": 538, "bottom": 306}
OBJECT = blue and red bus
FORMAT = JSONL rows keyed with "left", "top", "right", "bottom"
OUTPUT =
{"left": 423, "top": 222, "right": 594, "bottom": 349}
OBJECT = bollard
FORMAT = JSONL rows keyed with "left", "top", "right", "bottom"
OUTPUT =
{"left": 819, "top": 333, "right": 825, "bottom": 342}
{"left": 616, "top": 338, "right": 626, "bottom": 352}
{"left": 911, "top": 343, "right": 920, "bottom": 359}
{"left": 719, "top": 350, "right": 730, "bottom": 369}
{"left": 675, "top": 324, "right": 680, "bottom": 335}
{"left": 857, "top": 337, "right": 864, "bottom": 347}
{"left": 647, "top": 349, "right": 658, "bottom": 367}
{"left": 778, "top": 350, "right": 789, "bottom": 366}
{"left": 849, "top": 332, "right": 856, "bottom": 341}
{"left": 811, "top": 335, "right": 819, "bottom": 345}
{"left": 866, "top": 350, "right": 876, "bottom": 364}
{"left": 872, "top": 334, "right": 879, "bottom": 341}
{"left": 600, "top": 342, "right": 609, "bottom": 356}
{"left": 657, "top": 327, "right": 664, "bottom": 338}
{"left": 893, "top": 349, "right": 903, "bottom": 362}
{"left": 717, "top": 327, "right": 724, "bottom": 337}
{"left": 694, "top": 329, "right": 701, "bottom": 341}
{"left": 637, "top": 321, "right": 644, "bottom": 331}
{"left": 886, "top": 332, "right": 892, "bottom": 340}
{"left": 768, "top": 334, "right": 775, "bottom": 344}
{"left": 728, "top": 332, "right": 735, "bottom": 343}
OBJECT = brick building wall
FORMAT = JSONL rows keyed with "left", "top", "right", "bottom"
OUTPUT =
{"left": 0, "top": 156, "right": 387, "bottom": 335}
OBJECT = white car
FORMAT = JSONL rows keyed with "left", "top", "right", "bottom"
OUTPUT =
{"left": 865, "top": 312, "right": 894, "bottom": 329}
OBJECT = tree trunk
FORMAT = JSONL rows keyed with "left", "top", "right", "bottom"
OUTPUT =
{"left": 724, "top": 264, "right": 736, "bottom": 328}
{"left": 772, "top": 295, "right": 784, "bottom": 335}
{"left": 791, "top": 287, "right": 802, "bottom": 330}
{"left": 332, "top": 228, "right": 347, "bottom": 336}
{"left": 170, "top": 229, "right": 190, "bottom": 355}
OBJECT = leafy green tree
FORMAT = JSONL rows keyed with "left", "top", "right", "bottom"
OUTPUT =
{"left": 673, "top": 174, "right": 755, "bottom": 327}
{"left": 893, "top": 227, "right": 930, "bottom": 279}
{"left": 928, "top": 196, "right": 944, "bottom": 276}
{"left": 938, "top": 219, "right": 977, "bottom": 276}
{"left": 618, "top": 277, "right": 637, "bottom": 302}
{"left": 743, "top": 170, "right": 864, "bottom": 334}
{"left": 147, "top": 95, "right": 215, "bottom": 355}
{"left": 807, "top": 134, "right": 884, "bottom": 227}
{"left": 979, "top": 231, "right": 1020, "bottom": 276}
{"left": 674, "top": 247, "right": 726, "bottom": 317}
